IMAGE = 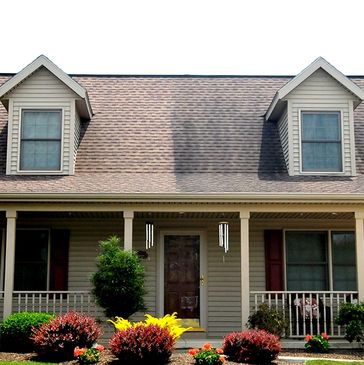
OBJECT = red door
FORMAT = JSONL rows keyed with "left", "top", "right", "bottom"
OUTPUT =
{"left": 164, "top": 235, "right": 200, "bottom": 324}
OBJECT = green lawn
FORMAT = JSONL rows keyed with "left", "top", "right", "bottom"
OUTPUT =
{"left": 305, "top": 361, "right": 364, "bottom": 365}
{"left": 0, "top": 362, "right": 57, "bottom": 365}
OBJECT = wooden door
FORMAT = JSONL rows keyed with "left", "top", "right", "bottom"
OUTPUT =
{"left": 164, "top": 235, "right": 200, "bottom": 324}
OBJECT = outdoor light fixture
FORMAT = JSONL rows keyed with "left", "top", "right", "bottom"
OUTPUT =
{"left": 145, "top": 222, "right": 154, "bottom": 249}
{"left": 218, "top": 221, "right": 229, "bottom": 253}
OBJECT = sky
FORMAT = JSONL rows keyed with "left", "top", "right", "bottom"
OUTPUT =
{"left": 1, "top": 0, "right": 364, "bottom": 76}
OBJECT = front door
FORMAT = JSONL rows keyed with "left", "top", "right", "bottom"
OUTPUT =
{"left": 164, "top": 235, "right": 201, "bottom": 327}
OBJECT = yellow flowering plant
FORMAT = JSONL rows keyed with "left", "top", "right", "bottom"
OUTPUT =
{"left": 108, "top": 312, "right": 189, "bottom": 340}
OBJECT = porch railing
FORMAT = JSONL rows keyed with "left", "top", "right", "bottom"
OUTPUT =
{"left": 250, "top": 291, "right": 358, "bottom": 338}
{"left": 12, "top": 291, "right": 102, "bottom": 317}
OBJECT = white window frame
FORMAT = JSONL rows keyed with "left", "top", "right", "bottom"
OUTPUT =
{"left": 14, "top": 228, "right": 51, "bottom": 290}
{"left": 283, "top": 229, "right": 356, "bottom": 291}
{"left": 298, "top": 109, "right": 345, "bottom": 175}
{"left": 17, "top": 108, "right": 64, "bottom": 174}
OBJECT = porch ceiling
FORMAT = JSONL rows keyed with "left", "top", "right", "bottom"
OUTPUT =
{"left": 250, "top": 212, "right": 354, "bottom": 220}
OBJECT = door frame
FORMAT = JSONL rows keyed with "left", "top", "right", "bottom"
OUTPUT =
{"left": 157, "top": 230, "right": 207, "bottom": 329}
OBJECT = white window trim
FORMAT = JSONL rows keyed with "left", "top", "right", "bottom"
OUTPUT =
{"left": 298, "top": 109, "right": 345, "bottom": 175}
{"left": 157, "top": 229, "right": 207, "bottom": 330}
{"left": 17, "top": 108, "right": 64, "bottom": 174}
{"left": 15, "top": 228, "right": 51, "bottom": 290}
{"left": 283, "top": 229, "right": 355, "bottom": 291}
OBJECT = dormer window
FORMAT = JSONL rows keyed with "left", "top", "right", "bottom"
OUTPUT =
{"left": 301, "top": 111, "right": 342, "bottom": 173}
{"left": 20, "top": 109, "right": 62, "bottom": 171}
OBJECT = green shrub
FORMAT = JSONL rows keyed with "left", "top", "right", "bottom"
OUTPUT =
{"left": 0, "top": 312, "right": 54, "bottom": 352}
{"left": 91, "top": 235, "right": 146, "bottom": 318}
{"left": 336, "top": 302, "right": 364, "bottom": 343}
{"left": 305, "top": 333, "right": 330, "bottom": 353}
{"left": 247, "top": 303, "right": 288, "bottom": 337}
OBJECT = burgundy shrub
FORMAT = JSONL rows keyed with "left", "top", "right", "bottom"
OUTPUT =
{"left": 31, "top": 311, "right": 102, "bottom": 360}
{"left": 223, "top": 329, "right": 281, "bottom": 364}
{"left": 109, "top": 324, "right": 175, "bottom": 365}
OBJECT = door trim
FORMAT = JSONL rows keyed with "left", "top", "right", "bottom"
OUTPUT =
{"left": 157, "top": 230, "right": 207, "bottom": 329}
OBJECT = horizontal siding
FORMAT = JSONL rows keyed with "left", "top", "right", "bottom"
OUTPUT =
{"left": 278, "top": 110, "right": 289, "bottom": 171}
{"left": 287, "top": 68, "right": 356, "bottom": 176}
{"left": 7, "top": 67, "right": 77, "bottom": 175}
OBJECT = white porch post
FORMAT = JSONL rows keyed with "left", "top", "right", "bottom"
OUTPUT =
{"left": 123, "top": 210, "right": 134, "bottom": 251}
{"left": 355, "top": 212, "right": 364, "bottom": 301}
{"left": 3, "top": 209, "right": 17, "bottom": 319}
{"left": 240, "top": 210, "right": 250, "bottom": 329}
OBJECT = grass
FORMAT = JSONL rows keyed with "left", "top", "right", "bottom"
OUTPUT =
{"left": 0, "top": 362, "right": 57, "bottom": 365}
{"left": 305, "top": 361, "right": 364, "bottom": 365}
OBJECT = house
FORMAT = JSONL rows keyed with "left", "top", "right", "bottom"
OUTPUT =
{"left": 0, "top": 55, "right": 363, "bottom": 340}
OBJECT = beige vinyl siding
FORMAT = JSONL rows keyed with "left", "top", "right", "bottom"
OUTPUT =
{"left": 6, "top": 67, "right": 78, "bottom": 175}
{"left": 286, "top": 68, "right": 357, "bottom": 176}
{"left": 278, "top": 110, "right": 289, "bottom": 171}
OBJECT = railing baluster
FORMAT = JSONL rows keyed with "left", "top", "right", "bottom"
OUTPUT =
{"left": 67, "top": 293, "right": 70, "bottom": 312}
{"left": 323, "top": 293, "right": 327, "bottom": 334}
{"left": 330, "top": 293, "right": 334, "bottom": 337}
{"left": 316, "top": 293, "right": 320, "bottom": 335}
{"left": 46, "top": 292, "right": 49, "bottom": 313}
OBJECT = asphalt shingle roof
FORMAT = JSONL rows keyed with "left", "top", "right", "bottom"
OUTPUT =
{"left": 1, "top": 74, "right": 364, "bottom": 196}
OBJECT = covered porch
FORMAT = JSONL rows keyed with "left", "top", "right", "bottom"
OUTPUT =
{"left": 0, "top": 202, "right": 363, "bottom": 340}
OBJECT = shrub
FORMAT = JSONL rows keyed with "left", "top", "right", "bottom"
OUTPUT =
{"left": 304, "top": 333, "right": 330, "bottom": 353}
{"left": 91, "top": 235, "right": 146, "bottom": 318}
{"left": 109, "top": 324, "right": 175, "bottom": 365}
{"left": 336, "top": 302, "right": 364, "bottom": 344}
{"left": 247, "top": 303, "right": 288, "bottom": 337}
{"left": 32, "top": 311, "right": 102, "bottom": 360}
{"left": 74, "top": 344, "right": 105, "bottom": 364}
{"left": 188, "top": 343, "right": 225, "bottom": 365}
{"left": 109, "top": 312, "right": 189, "bottom": 340}
{"left": 0, "top": 312, "right": 54, "bottom": 352}
{"left": 223, "top": 329, "right": 281, "bottom": 364}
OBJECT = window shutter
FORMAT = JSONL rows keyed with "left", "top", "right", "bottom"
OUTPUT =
{"left": 264, "top": 230, "right": 284, "bottom": 291}
{"left": 50, "top": 230, "right": 70, "bottom": 291}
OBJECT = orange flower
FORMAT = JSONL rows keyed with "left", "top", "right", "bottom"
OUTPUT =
{"left": 95, "top": 344, "right": 105, "bottom": 352}
{"left": 219, "top": 355, "right": 225, "bottom": 363}
{"left": 305, "top": 335, "right": 313, "bottom": 342}
{"left": 216, "top": 348, "right": 224, "bottom": 354}
{"left": 202, "top": 343, "right": 212, "bottom": 350}
{"left": 74, "top": 346, "right": 87, "bottom": 357}
{"left": 188, "top": 348, "right": 199, "bottom": 356}
{"left": 321, "top": 332, "right": 329, "bottom": 340}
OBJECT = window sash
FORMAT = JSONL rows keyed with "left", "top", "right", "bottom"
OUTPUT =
{"left": 301, "top": 112, "right": 342, "bottom": 172}
{"left": 20, "top": 110, "right": 62, "bottom": 171}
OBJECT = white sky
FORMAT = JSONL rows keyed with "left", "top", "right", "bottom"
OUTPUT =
{"left": 1, "top": 0, "right": 364, "bottom": 75}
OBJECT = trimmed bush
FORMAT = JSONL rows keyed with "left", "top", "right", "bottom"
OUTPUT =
{"left": 223, "top": 329, "right": 281, "bottom": 364}
{"left": 91, "top": 235, "right": 146, "bottom": 318}
{"left": 247, "top": 303, "right": 288, "bottom": 338}
{"left": 0, "top": 312, "right": 54, "bottom": 352}
{"left": 336, "top": 302, "right": 364, "bottom": 344}
{"left": 32, "top": 311, "right": 102, "bottom": 360}
{"left": 109, "top": 324, "right": 175, "bottom": 365}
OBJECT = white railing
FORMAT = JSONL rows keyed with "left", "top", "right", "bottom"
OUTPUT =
{"left": 12, "top": 291, "right": 102, "bottom": 317}
{"left": 250, "top": 291, "right": 358, "bottom": 338}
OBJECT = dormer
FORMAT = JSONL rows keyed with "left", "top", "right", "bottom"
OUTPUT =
{"left": 0, "top": 55, "right": 92, "bottom": 175}
{"left": 266, "top": 57, "right": 364, "bottom": 176}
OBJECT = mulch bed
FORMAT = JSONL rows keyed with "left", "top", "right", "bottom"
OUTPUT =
{"left": 0, "top": 349, "right": 363, "bottom": 364}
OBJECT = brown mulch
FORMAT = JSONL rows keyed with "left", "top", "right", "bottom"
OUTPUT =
{"left": 0, "top": 349, "right": 363, "bottom": 364}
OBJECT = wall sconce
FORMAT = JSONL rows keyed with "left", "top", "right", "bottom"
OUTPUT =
{"left": 218, "top": 221, "right": 229, "bottom": 253}
{"left": 145, "top": 222, "right": 154, "bottom": 249}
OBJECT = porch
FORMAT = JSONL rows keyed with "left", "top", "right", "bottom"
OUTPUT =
{"left": 0, "top": 203, "right": 363, "bottom": 340}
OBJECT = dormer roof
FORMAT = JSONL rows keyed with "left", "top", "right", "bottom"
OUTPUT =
{"left": 265, "top": 57, "right": 364, "bottom": 122}
{"left": 0, "top": 55, "right": 92, "bottom": 119}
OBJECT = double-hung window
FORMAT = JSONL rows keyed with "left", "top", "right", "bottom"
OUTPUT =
{"left": 301, "top": 112, "right": 342, "bottom": 172}
{"left": 20, "top": 110, "right": 62, "bottom": 171}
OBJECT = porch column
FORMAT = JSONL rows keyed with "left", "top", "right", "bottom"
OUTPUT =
{"left": 240, "top": 210, "right": 250, "bottom": 329}
{"left": 355, "top": 212, "right": 364, "bottom": 301}
{"left": 3, "top": 209, "right": 17, "bottom": 319}
{"left": 123, "top": 210, "right": 134, "bottom": 251}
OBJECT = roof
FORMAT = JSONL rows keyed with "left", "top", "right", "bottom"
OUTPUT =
{"left": 0, "top": 55, "right": 92, "bottom": 119}
{"left": 1, "top": 72, "right": 364, "bottom": 199}
{"left": 265, "top": 57, "right": 364, "bottom": 122}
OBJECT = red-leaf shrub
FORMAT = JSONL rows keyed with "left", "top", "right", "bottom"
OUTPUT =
{"left": 32, "top": 311, "right": 102, "bottom": 360}
{"left": 109, "top": 324, "right": 175, "bottom": 364}
{"left": 223, "top": 329, "right": 281, "bottom": 364}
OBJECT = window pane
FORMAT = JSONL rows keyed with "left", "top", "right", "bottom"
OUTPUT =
{"left": 14, "top": 230, "right": 48, "bottom": 290}
{"left": 286, "top": 231, "right": 328, "bottom": 290}
{"left": 302, "top": 142, "right": 342, "bottom": 171}
{"left": 332, "top": 232, "right": 357, "bottom": 291}
{"left": 22, "top": 111, "right": 61, "bottom": 139}
{"left": 21, "top": 141, "right": 61, "bottom": 170}
{"left": 302, "top": 113, "right": 340, "bottom": 141}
